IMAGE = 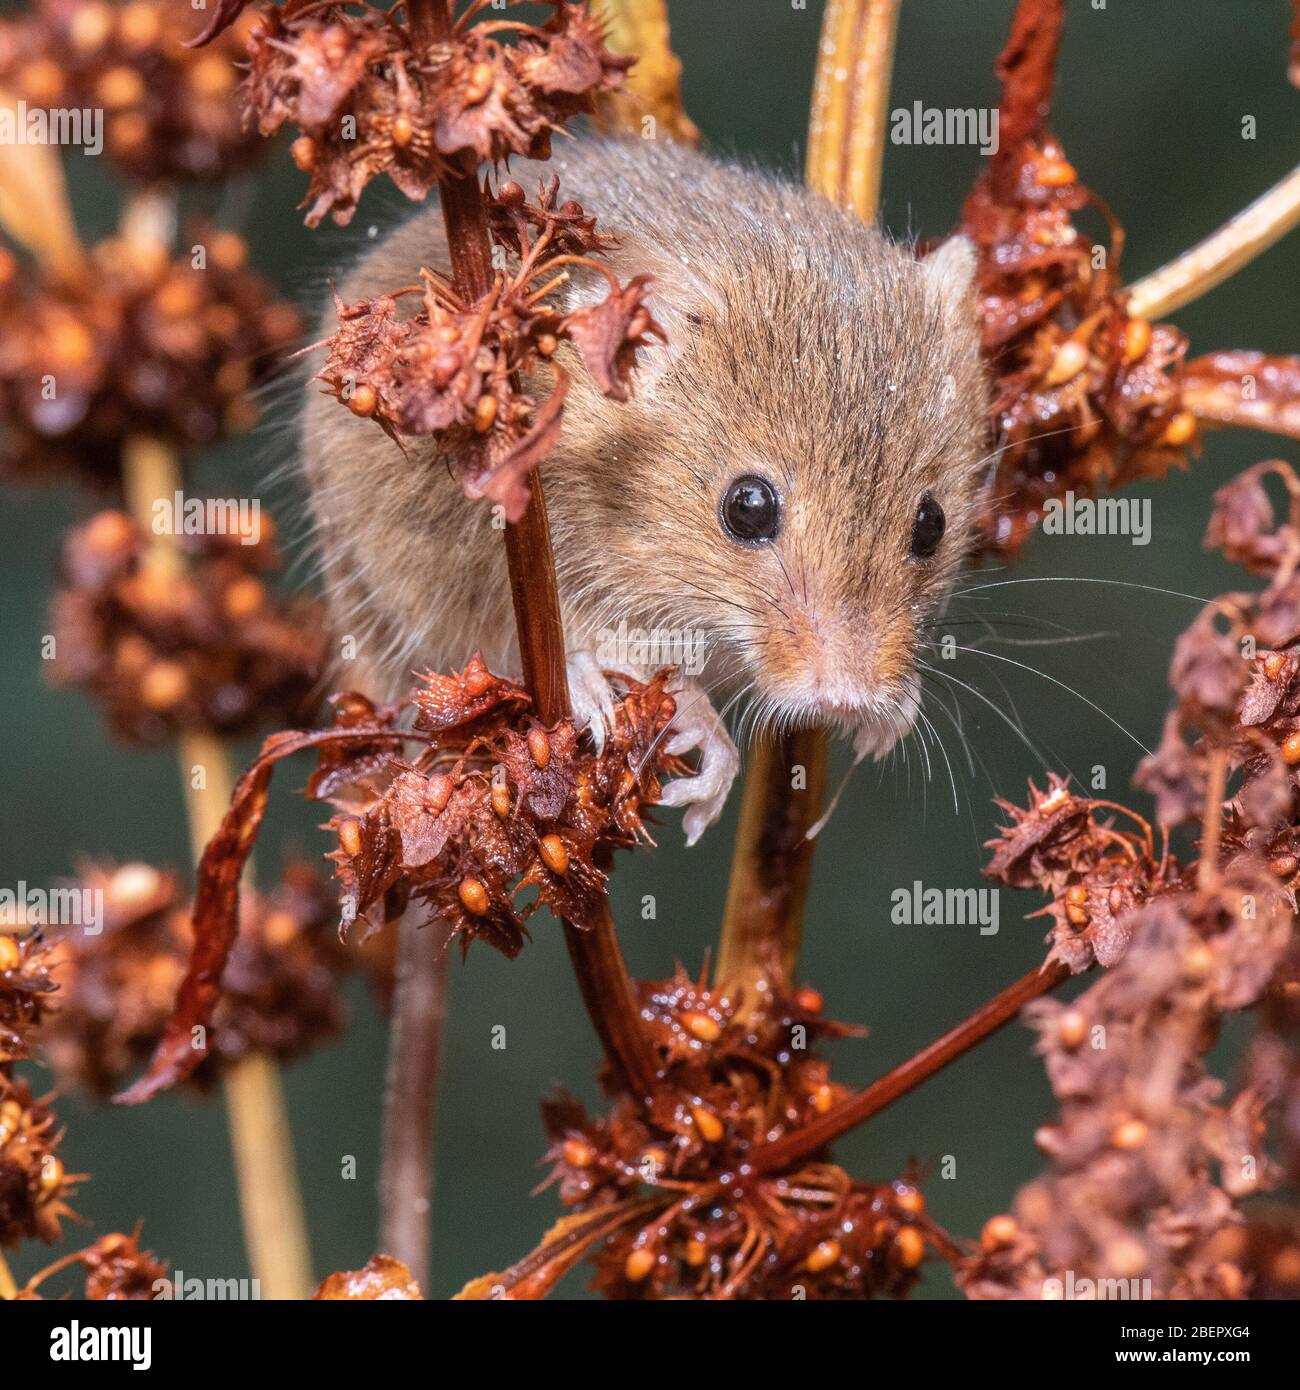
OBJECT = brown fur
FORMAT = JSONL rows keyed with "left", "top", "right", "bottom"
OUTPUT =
{"left": 301, "top": 137, "right": 987, "bottom": 740}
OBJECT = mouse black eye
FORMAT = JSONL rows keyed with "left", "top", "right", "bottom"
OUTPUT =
{"left": 910, "top": 492, "right": 945, "bottom": 558}
{"left": 720, "top": 474, "right": 782, "bottom": 544}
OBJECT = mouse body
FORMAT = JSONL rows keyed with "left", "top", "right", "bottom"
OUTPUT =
{"left": 301, "top": 137, "right": 988, "bottom": 841}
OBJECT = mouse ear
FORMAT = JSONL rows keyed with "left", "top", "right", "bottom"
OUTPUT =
{"left": 921, "top": 235, "right": 978, "bottom": 304}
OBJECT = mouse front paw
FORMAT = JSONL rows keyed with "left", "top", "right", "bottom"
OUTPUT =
{"left": 566, "top": 648, "right": 619, "bottom": 753}
{"left": 656, "top": 685, "right": 739, "bottom": 846}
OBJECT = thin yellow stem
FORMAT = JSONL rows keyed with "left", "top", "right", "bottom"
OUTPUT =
{"left": 806, "top": 0, "right": 901, "bottom": 220}
{"left": 122, "top": 436, "right": 313, "bottom": 1300}
{"left": 591, "top": 0, "right": 699, "bottom": 144}
{"left": 1126, "top": 162, "right": 1300, "bottom": 321}
{"left": 0, "top": 1248, "right": 18, "bottom": 1299}
{"left": 719, "top": 2, "right": 899, "bottom": 1001}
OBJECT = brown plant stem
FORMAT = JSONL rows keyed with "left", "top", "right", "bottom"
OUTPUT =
{"left": 425, "top": 1, "right": 658, "bottom": 1103}
{"left": 1126, "top": 163, "right": 1300, "bottom": 322}
{"left": 745, "top": 958, "right": 1072, "bottom": 1177}
{"left": 378, "top": 905, "right": 450, "bottom": 1289}
{"left": 716, "top": 731, "right": 826, "bottom": 1010}
{"left": 805, "top": 0, "right": 901, "bottom": 217}
{"left": 124, "top": 436, "right": 312, "bottom": 1300}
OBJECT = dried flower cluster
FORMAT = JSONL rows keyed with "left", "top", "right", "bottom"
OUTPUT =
{"left": 0, "top": 1073, "right": 83, "bottom": 1248}
{"left": 0, "top": 0, "right": 262, "bottom": 183}
{"left": 0, "top": 233, "right": 300, "bottom": 484}
{"left": 117, "top": 656, "right": 684, "bottom": 1101}
{"left": 38, "top": 859, "right": 353, "bottom": 1098}
{"left": 316, "top": 173, "right": 661, "bottom": 520}
{"left": 0, "top": 928, "right": 59, "bottom": 1064}
{"left": 314, "top": 1252, "right": 421, "bottom": 1299}
{"left": 49, "top": 509, "right": 326, "bottom": 743}
{"left": 955, "top": 0, "right": 1193, "bottom": 554}
{"left": 966, "top": 458, "right": 1300, "bottom": 1298}
{"left": 460, "top": 970, "right": 952, "bottom": 1300}
{"left": 234, "top": 0, "right": 629, "bottom": 226}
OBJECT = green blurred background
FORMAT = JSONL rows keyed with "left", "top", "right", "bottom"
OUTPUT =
{"left": 3, "top": 0, "right": 1299, "bottom": 1298}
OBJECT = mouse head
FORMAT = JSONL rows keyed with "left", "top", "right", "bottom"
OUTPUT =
{"left": 549, "top": 158, "right": 988, "bottom": 756}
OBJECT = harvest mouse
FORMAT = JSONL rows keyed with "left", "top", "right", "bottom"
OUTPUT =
{"left": 301, "top": 137, "right": 988, "bottom": 843}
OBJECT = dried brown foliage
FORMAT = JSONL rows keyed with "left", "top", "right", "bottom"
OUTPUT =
{"left": 314, "top": 174, "right": 661, "bottom": 520}
{"left": 0, "top": 928, "right": 59, "bottom": 1064}
{"left": 459, "top": 970, "right": 952, "bottom": 1300}
{"left": 314, "top": 1253, "right": 421, "bottom": 1299}
{"left": 0, "top": 0, "right": 262, "bottom": 183}
{"left": 117, "top": 656, "right": 683, "bottom": 1102}
{"left": 965, "top": 457, "right": 1300, "bottom": 1298}
{"left": 240, "top": 0, "right": 629, "bottom": 227}
{"left": 40, "top": 860, "right": 353, "bottom": 1098}
{"left": 49, "top": 509, "right": 326, "bottom": 743}
{"left": 0, "top": 1073, "right": 83, "bottom": 1247}
{"left": 955, "top": 0, "right": 1194, "bottom": 554}
{"left": 0, "top": 233, "right": 300, "bottom": 483}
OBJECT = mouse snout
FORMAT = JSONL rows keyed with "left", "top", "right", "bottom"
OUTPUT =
{"left": 752, "top": 598, "right": 918, "bottom": 730}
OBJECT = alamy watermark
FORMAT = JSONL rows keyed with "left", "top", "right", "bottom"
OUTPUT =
{"left": 595, "top": 620, "right": 706, "bottom": 677}
{"left": 1042, "top": 490, "right": 1152, "bottom": 546}
{"left": 1, "top": 101, "right": 103, "bottom": 156}
{"left": 890, "top": 102, "right": 999, "bottom": 156}
{"left": 0, "top": 881, "right": 102, "bottom": 935}
{"left": 151, "top": 491, "right": 261, "bottom": 546}
{"left": 890, "top": 880, "right": 1000, "bottom": 935}
{"left": 152, "top": 1270, "right": 262, "bottom": 1300}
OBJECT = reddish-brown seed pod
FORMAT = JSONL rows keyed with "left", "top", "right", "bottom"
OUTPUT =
{"left": 348, "top": 385, "right": 378, "bottom": 417}
{"left": 539, "top": 834, "right": 569, "bottom": 875}
{"left": 426, "top": 773, "right": 454, "bottom": 814}
{"left": 1122, "top": 317, "right": 1152, "bottom": 363}
{"left": 1036, "top": 157, "right": 1077, "bottom": 186}
{"left": 1161, "top": 411, "right": 1197, "bottom": 447}
{"left": 981, "top": 1215, "right": 1019, "bottom": 1252}
{"left": 491, "top": 784, "right": 511, "bottom": 819}
{"left": 562, "top": 1138, "right": 595, "bottom": 1169}
{"left": 291, "top": 137, "right": 317, "bottom": 172}
{"left": 1282, "top": 731, "right": 1300, "bottom": 765}
{"left": 793, "top": 986, "right": 824, "bottom": 1013}
{"left": 338, "top": 819, "right": 363, "bottom": 859}
{"left": 1057, "top": 1008, "right": 1088, "bottom": 1049}
{"left": 1111, "top": 1118, "right": 1150, "bottom": 1150}
{"left": 624, "top": 1247, "right": 655, "bottom": 1282}
{"left": 39, "top": 1155, "right": 65, "bottom": 1199}
{"left": 473, "top": 394, "right": 498, "bottom": 433}
{"left": 680, "top": 1010, "right": 720, "bottom": 1043}
{"left": 804, "top": 1239, "right": 841, "bottom": 1273}
{"left": 458, "top": 878, "right": 490, "bottom": 916}
{"left": 691, "top": 1105, "right": 723, "bottom": 1143}
{"left": 894, "top": 1227, "right": 925, "bottom": 1269}
{"left": 527, "top": 727, "right": 551, "bottom": 768}
{"left": 895, "top": 1188, "right": 926, "bottom": 1216}
{"left": 0, "top": 935, "right": 20, "bottom": 972}
{"left": 1043, "top": 338, "right": 1088, "bottom": 387}
{"left": 465, "top": 61, "right": 496, "bottom": 105}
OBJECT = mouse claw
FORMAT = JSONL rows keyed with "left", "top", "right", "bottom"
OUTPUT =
{"left": 657, "top": 688, "right": 739, "bottom": 845}
{"left": 566, "top": 649, "right": 618, "bottom": 753}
